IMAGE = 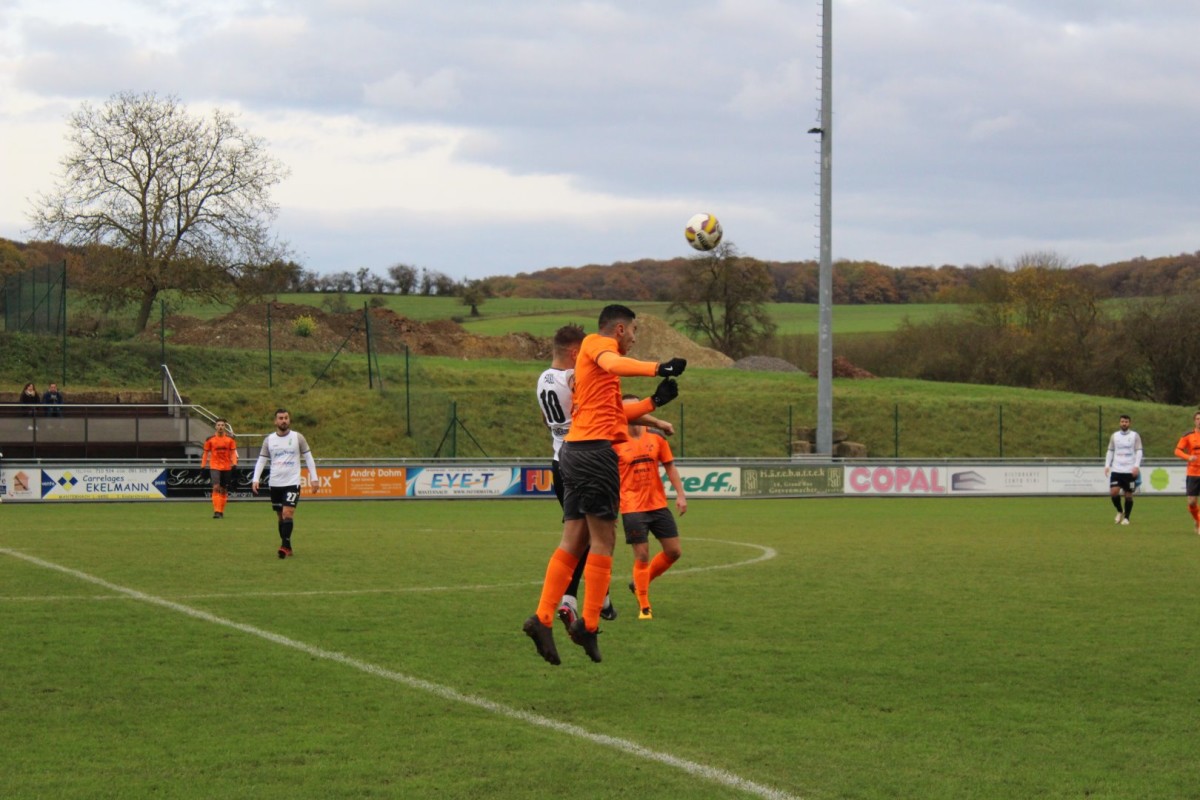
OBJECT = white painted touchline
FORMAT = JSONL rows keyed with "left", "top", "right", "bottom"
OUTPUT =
{"left": 0, "top": 546, "right": 801, "bottom": 800}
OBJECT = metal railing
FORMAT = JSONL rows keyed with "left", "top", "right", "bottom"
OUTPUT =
{"left": 0, "top": 402, "right": 209, "bottom": 459}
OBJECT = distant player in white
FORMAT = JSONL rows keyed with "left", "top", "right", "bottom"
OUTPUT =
{"left": 252, "top": 408, "right": 319, "bottom": 558}
{"left": 1104, "top": 414, "right": 1143, "bottom": 525}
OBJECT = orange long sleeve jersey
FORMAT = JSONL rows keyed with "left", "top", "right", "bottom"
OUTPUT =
{"left": 202, "top": 434, "right": 239, "bottom": 471}
{"left": 565, "top": 333, "right": 657, "bottom": 444}
{"left": 1175, "top": 431, "right": 1200, "bottom": 477}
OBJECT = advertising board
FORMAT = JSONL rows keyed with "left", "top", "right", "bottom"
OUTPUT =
{"left": 405, "top": 466, "right": 523, "bottom": 498}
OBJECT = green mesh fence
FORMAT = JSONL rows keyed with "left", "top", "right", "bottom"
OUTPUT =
{"left": 4, "top": 261, "right": 66, "bottom": 335}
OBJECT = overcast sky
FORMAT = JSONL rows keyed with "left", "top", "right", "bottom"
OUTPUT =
{"left": 2, "top": 0, "right": 1198, "bottom": 281}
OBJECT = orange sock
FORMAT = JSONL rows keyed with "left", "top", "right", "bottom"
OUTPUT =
{"left": 633, "top": 559, "right": 651, "bottom": 609}
{"left": 217, "top": 491, "right": 227, "bottom": 513}
{"left": 582, "top": 554, "right": 613, "bottom": 631}
{"left": 1190, "top": 505, "right": 1200, "bottom": 523}
{"left": 648, "top": 551, "right": 675, "bottom": 582}
{"left": 212, "top": 491, "right": 220, "bottom": 513}
{"left": 536, "top": 548, "right": 580, "bottom": 626}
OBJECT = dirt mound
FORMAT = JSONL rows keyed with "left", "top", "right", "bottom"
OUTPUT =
{"left": 807, "top": 355, "right": 876, "bottom": 379}
{"left": 158, "top": 303, "right": 552, "bottom": 361}
{"left": 157, "top": 304, "right": 730, "bottom": 366}
{"left": 626, "top": 315, "right": 733, "bottom": 368}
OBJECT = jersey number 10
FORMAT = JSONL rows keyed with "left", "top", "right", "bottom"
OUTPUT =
{"left": 539, "top": 389, "right": 567, "bottom": 424}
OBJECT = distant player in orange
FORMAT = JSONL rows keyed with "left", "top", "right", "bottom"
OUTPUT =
{"left": 615, "top": 394, "right": 686, "bottom": 620}
{"left": 1174, "top": 410, "right": 1200, "bottom": 533}
{"left": 523, "top": 304, "right": 687, "bottom": 664}
{"left": 201, "top": 418, "right": 239, "bottom": 519}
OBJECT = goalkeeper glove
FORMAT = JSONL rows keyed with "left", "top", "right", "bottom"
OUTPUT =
{"left": 650, "top": 377, "right": 679, "bottom": 408}
{"left": 656, "top": 357, "right": 687, "bottom": 378}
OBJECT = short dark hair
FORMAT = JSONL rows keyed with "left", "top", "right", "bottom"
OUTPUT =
{"left": 1120, "top": 414, "right": 1131, "bottom": 422}
{"left": 552, "top": 324, "right": 585, "bottom": 351}
{"left": 598, "top": 304, "right": 636, "bottom": 332}
{"left": 274, "top": 408, "right": 289, "bottom": 417}
{"left": 215, "top": 417, "right": 227, "bottom": 423}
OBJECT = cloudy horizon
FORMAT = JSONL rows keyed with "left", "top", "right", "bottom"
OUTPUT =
{"left": 2, "top": 0, "right": 1198, "bottom": 281}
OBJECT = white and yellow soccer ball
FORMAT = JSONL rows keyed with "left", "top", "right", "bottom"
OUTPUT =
{"left": 684, "top": 213, "right": 723, "bottom": 251}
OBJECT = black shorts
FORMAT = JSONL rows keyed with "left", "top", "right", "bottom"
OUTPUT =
{"left": 551, "top": 459, "right": 564, "bottom": 508}
{"left": 1187, "top": 476, "right": 1200, "bottom": 498}
{"left": 1109, "top": 472, "right": 1135, "bottom": 492}
{"left": 622, "top": 507, "right": 679, "bottom": 545}
{"left": 210, "top": 469, "right": 235, "bottom": 491}
{"left": 560, "top": 440, "right": 619, "bottom": 521}
{"left": 269, "top": 485, "right": 301, "bottom": 510}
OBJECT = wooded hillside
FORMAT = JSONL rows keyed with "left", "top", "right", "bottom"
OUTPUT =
{"left": 4, "top": 235, "right": 1197, "bottom": 305}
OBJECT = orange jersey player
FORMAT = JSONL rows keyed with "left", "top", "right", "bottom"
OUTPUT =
{"left": 201, "top": 418, "right": 239, "bottom": 519}
{"left": 1174, "top": 410, "right": 1200, "bottom": 533}
{"left": 615, "top": 396, "right": 686, "bottom": 620}
{"left": 523, "top": 303, "right": 687, "bottom": 665}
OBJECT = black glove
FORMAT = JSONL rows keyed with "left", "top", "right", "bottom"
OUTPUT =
{"left": 656, "top": 358, "right": 687, "bottom": 378}
{"left": 650, "top": 377, "right": 679, "bottom": 408}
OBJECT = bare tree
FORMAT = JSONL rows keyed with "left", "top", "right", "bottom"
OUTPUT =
{"left": 30, "top": 91, "right": 290, "bottom": 332}
{"left": 669, "top": 243, "right": 776, "bottom": 359}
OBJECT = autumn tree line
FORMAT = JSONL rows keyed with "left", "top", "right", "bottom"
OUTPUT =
{"left": 5, "top": 91, "right": 1197, "bottom": 405}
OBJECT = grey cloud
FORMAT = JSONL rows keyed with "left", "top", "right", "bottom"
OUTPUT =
{"left": 6, "top": 0, "right": 1200, "bottom": 274}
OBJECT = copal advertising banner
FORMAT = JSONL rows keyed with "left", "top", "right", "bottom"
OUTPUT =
{"left": 845, "top": 465, "right": 950, "bottom": 495}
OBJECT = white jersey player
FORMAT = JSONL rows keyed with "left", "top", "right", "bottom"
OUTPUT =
{"left": 251, "top": 408, "right": 318, "bottom": 558}
{"left": 537, "top": 364, "right": 574, "bottom": 463}
{"left": 1104, "top": 414, "right": 1142, "bottom": 525}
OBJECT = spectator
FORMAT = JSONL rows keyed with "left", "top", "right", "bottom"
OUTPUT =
{"left": 19, "top": 383, "right": 39, "bottom": 418}
{"left": 42, "top": 382, "right": 64, "bottom": 417}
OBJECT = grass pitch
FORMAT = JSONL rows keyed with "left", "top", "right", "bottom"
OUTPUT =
{"left": 3, "top": 497, "right": 1200, "bottom": 799}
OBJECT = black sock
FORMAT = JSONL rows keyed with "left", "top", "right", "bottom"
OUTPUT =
{"left": 1111, "top": 495, "right": 1123, "bottom": 512}
{"left": 279, "top": 518, "right": 294, "bottom": 546}
{"left": 1124, "top": 498, "right": 1133, "bottom": 520}
{"left": 565, "top": 548, "right": 588, "bottom": 597}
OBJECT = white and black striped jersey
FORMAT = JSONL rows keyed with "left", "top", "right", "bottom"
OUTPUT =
{"left": 536, "top": 367, "right": 573, "bottom": 461}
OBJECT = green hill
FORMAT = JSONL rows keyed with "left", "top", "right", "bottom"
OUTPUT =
{"left": 1, "top": 331, "right": 1188, "bottom": 461}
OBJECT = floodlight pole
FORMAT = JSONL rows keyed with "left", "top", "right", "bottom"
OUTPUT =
{"left": 815, "top": 0, "right": 834, "bottom": 457}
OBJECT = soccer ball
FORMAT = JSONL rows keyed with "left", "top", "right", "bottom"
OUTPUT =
{"left": 684, "top": 213, "right": 722, "bottom": 251}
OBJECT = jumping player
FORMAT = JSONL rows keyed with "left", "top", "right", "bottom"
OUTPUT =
{"left": 251, "top": 408, "right": 319, "bottom": 558}
{"left": 201, "top": 418, "right": 239, "bottom": 519}
{"left": 536, "top": 324, "right": 676, "bottom": 631}
{"left": 523, "top": 304, "right": 686, "bottom": 664}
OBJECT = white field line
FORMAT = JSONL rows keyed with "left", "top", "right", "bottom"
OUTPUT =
{"left": 0, "top": 538, "right": 777, "bottom": 603}
{"left": 0, "top": 546, "right": 801, "bottom": 800}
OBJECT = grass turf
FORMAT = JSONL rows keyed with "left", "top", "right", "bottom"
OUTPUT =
{"left": 2, "top": 497, "right": 1199, "bottom": 799}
